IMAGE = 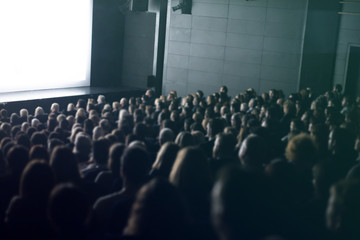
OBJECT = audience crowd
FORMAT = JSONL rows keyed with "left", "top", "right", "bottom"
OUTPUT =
{"left": 0, "top": 84, "right": 359, "bottom": 240}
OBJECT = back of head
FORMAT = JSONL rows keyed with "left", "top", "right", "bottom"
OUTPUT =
{"left": 208, "top": 118, "right": 224, "bottom": 138}
{"left": 7, "top": 145, "right": 29, "bottom": 176}
{"left": 159, "top": 128, "right": 175, "bottom": 145}
{"left": 93, "top": 138, "right": 110, "bottom": 165}
{"left": 50, "top": 146, "right": 80, "bottom": 183}
{"left": 16, "top": 132, "right": 31, "bottom": 150}
{"left": 329, "top": 127, "right": 355, "bottom": 158}
{"left": 175, "top": 131, "right": 194, "bottom": 149}
{"left": 48, "top": 138, "right": 64, "bottom": 156}
{"left": 239, "top": 134, "right": 268, "bottom": 170}
{"left": 48, "top": 183, "right": 90, "bottom": 233}
{"left": 213, "top": 133, "right": 236, "bottom": 159}
{"left": 285, "top": 133, "right": 317, "bottom": 168}
{"left": 108, "top": 143, "right": 126, "bottom": 178}
{"left": 327, "top": 180, "right": 360, "bottom": 239}
{"left": 121, "top": 146, "right": 150, "bottom": 185}
{"left": 133, "top": 122, "right": 147, "bottom": 140}
{"left": 30, "top": 131, "right": 47, "bottom": 148}
{"left": 153, "top": 142, "right": 179, "bottom": 179}
{"left": 92, "top": 126, "right": 104, "bottom": 141}
{"left": 20, "top": 160, "right": 54, "bottom": 200}
{"left": 170, "top": 147, "right": 211, "bottom": 197}
{"left": 29, "top": 145, "right": 49, "bottom": 162}
{"left": 124, "top": 178, "right": 186, "bottom": 240}
{"left": 211, "top": 166, "right": 272, "bottom": 240}
{"left": 74, "top": 133, "right": 92, "bottom": 156}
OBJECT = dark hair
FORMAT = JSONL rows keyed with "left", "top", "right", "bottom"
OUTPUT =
{"left": 93, "top": 138, "right": 110, "bottom": 165}
{"left": 29, "top": 145, "right": 49, "bottom": 162}
{"left": 6, "top": 145, "right": 29, "bottom": 176}
{"left": 121, "top": 146, "right": 150, "bottom": 185}
{"left": 108, "top": 143, "right": 126, "bottom": 179}
{"left": 50, "top": 146, "right": 81, "bottom": 184}
{"left": 30, "top": 132, "right": 47, "bottom": 148}
{"left": 20, "top": 160, "right": 54, "bottom": 200}
{"left": 152, "top": 142, "right": 180, "bottom": 179}
{"left": 48, "top": 183, "right": 90, "bottom": 232}
{"left": 124, "top": 179, "right": 187, "bottom": 239}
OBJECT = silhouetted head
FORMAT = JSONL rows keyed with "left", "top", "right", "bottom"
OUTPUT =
{"left": 48, "top": 183, "right": 90, "bottom": 233}
{"left": 152, "top": 142, "right": 179, "bottom": 179}
{"left": 124, "top": 178, "right": 187, "bottom": 240}
{"left": 326, "top": 180, "right": 360, "bottom": 239}
{"left": 238, "top": 134, "right": 268, "bottom": 171}
{"left": 175, "top": 131, "right": 194, "bottom": 149}
{"left": 121, "top": 146, "right": 150, "bottom": 186}
{"left": 20, "top": 160, "right": 54, "bottom": 200}
{"left": 50, "top": 146, "right": 80, "bottom": 184}
{"left": 6, "top": 145, "right": 29, "bottom": 176}
{"left": 211, "top": 166, "right": 272, "bottom": 240}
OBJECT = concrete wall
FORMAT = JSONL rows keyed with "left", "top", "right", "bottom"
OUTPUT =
{"left": 299, "top": 0, "right": 341, "bottom": 96}
{"left": 122, "top": 11, "right": 157, "bottom": 88}
{"left": 333, "top": 1, "right": 360, "bottom": 89}
{"left": 91, "top": 0, "right": 126, "bottom": 88}
{"left": 162, "top": 0, "right": 308, "bottom": 97}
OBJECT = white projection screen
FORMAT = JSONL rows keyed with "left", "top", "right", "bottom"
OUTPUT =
{"left": 0, "top": 0, "right": 93, "bottom": 93}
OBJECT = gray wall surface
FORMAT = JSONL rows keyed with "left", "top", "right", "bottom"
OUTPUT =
{"left": 122, "top": 11, "right": 157, "bottom": 88}
{"left": 299, "top": 0, "right": 341, "bottom": 96}
{"left": 162, "top": 0, "right": 308, "bottom": 97}
{"left": 333, "top": 1, "right": 360, "bottom": 89}
{"left": 91, "top": 0, "right": 126, "bottom": 88}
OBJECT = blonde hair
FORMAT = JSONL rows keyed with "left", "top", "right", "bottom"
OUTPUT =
{"left": 285, "top": 133, "right": 317, "bottom": 166}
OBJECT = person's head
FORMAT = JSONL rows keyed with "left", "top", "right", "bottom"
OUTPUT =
{"left": 285, "top": 133, "right": 317, "bottom": 169}
{"left": 20, "top": 160, "right": 54, "bottom": 200}
{"left": 326, "top": 180, "right": 360, "bottom": 239}
{"left": 92, "top": 126, "right": 104, "bottom": 141}
{"left": 238, "top": 134, "right": 268, "bottom": 170}
{"left": 31, "top": 118, "right": 40, "bottom": 129}
{"left": 16, "top": 132, "right": 31, "bottom": 150}
{"left": 220, "top": 86, "right": 228, "bottom": 95}
{"left": 21, "top": 122, "right": 30, "bottom": 133}
{"left": 312, "top": 162, "right": 342, "bottom": 200}
{"left": 207, "top": 118, "right": 224, "bottom": 139}
{"left": 159, "top": 128, "right": 175, "bottom": 146}
{"left": 51, "top": 103, "right": 60, "bottom": 113}
{"left": 97, "top": 95, "right": 105, "bottom": 104}
{"left": 283, "top": 99, "right": 296, "bottom": 116}
{"left": 231, "top": 113, "right": 242, "bottom": 130}
{"left": 30, "top": 131, "right": 47, "bottom": 148}
{"left": 175, "top": 131, "right": 194, "bottom": 149}
{"left": 170, "top": 147, "right": 212, "bottom": 198}
{"left": 34, "top": 106, "right": 44, "bottom": 116}
{"left": 123, "top": 179, "right": 187, "bottom": 239}
{"left": 211, "top": 166, "right": 272, "bottom": 240}
{"left": 328, "top": 127, "right": 355, "bottom": 156}
{"left": 108, "top": 143, "right": 126, "bottom": 179}
{"left": 66, "top": 103, "right": 75, "bottom": 113}
{"left": 333, "top": 84, "right": 343, "bottom": 94}
{"left": 29, "top": 145, "right": 49, "bottom": 162}
{"left": 121, "top": 146, "right": 150, "bottom": 186}
{"left": 133, "top": 123, "right": 147, "bottom": 140}
{"left": 93, "top": 138, "right": 110, "bottom": 165}
{"left": 10, "top": 113, "right": 20, "bottom": 126}
{"left": 6, "top": 145, "right": 29, "bottom": 176}
{"left": 48, "top": 183, "right": 91, "bottom": 233}
{"left": 152, "top": 142, "right": 179, "bottom": 179}
{"left": 50, "top": 146, "right": 81, "bottom": 184}
{"left": 213, "top": 133, "right": 236, "bottom": 159}
{"left": 73, "top": 133, "right": 92, "bottom": 157}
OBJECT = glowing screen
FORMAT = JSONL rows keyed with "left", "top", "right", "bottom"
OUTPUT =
{"left": 0, "top": 0, "right": 92, "bottom": 93}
